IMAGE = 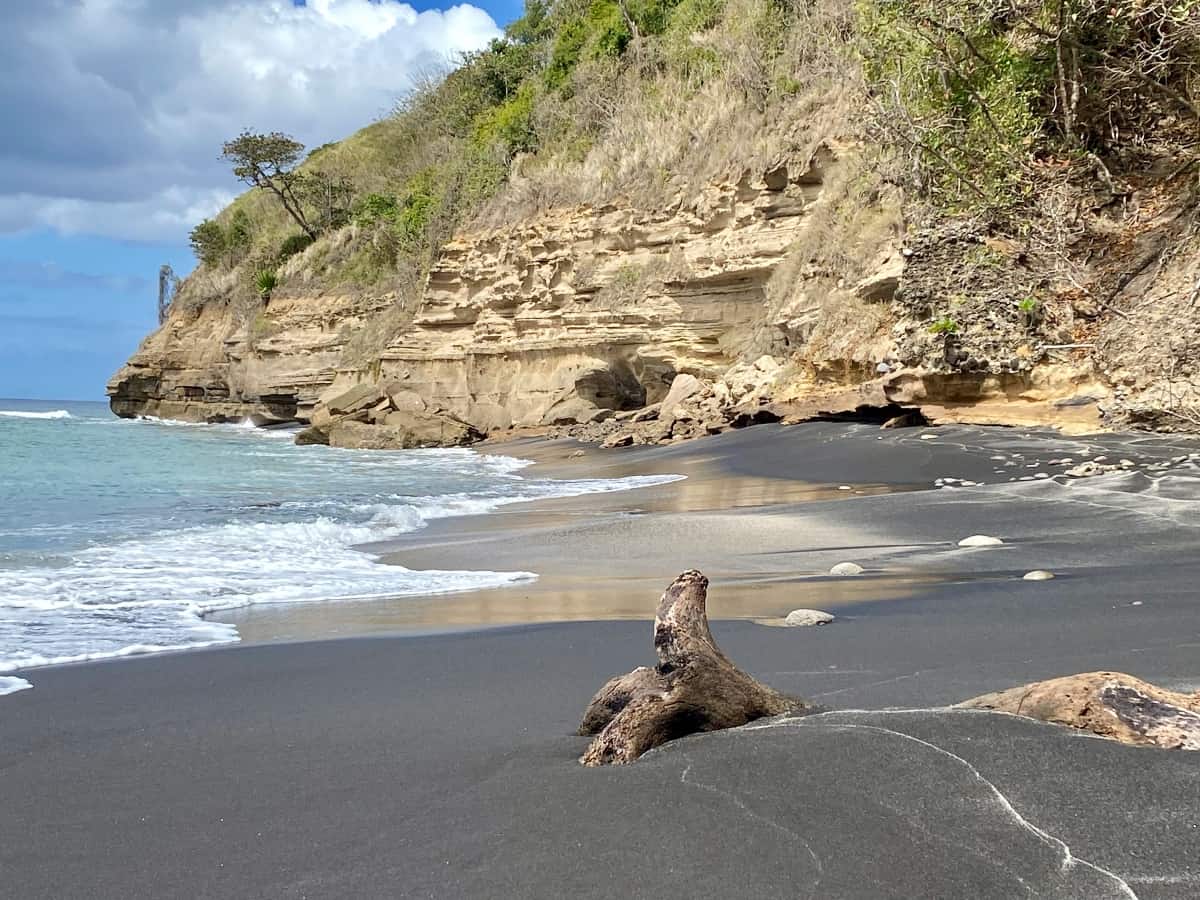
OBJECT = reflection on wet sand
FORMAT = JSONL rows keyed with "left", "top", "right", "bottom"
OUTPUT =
{"left": 215, "top": 439, "right": 927, "bottom": 644}
{"left": 221, "top": 572, "right": 935, "bottom": 643}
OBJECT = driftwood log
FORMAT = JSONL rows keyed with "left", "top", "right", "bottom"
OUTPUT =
{"left": 578, "top": 570, "right": 812, "bottom": 765}
{"left": 960, "top": 671, "right": 1200, "bottom": 750}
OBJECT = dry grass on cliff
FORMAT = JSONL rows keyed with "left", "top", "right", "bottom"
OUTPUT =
{"left": 477, "top": 0, "right": 862, "bottom": 226}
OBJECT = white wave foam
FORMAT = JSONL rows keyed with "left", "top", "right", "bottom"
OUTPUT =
{"left": 128, "top": 415, "right": 299, "bottom": 438}
{"left": 0, "top": 409, "right": 71, "bottom": 419}
{"left": 0, "top": 461, "right": 684, "bottom": 675}
{"left": 0, "top": 676, "right": 32, "bottom": 696}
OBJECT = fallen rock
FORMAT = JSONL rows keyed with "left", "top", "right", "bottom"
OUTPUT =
{"left": 722, "top": 356, "right": 782, "bottom": 405}
{"left": 1023, "top": 570, "right": 1055, "bottom": 581}
{"left": 784, "top": 609, "right": 836, "bottom": 626}
{"left": 1066, "top": 461, "right": 1106, "bottom": 478}
{"left": 958, "top": 535, "right": 1004, "bottom": 547}
{"left": 325, "top": 383, "right": 383, "bottom": 415}
{"left": 659, "top": 374, "right": 707, "bottom": 420}
{"left": 388, "top": 390, "right": 427, "bottom": 414}
{"left": 466, "top": 401, "right": 512, "bottom": 433}
{"left": 631, "top": 402, "right": 661, "bottom": 423}
{"left": 331, "top": 413, "right": 481, "bottom": 450}
{"left": 960, "top": 672, "right": 1200, "bottom": 750}
{"left": 540, "top": 397, "right": 614, "bottom": 427}
{"left": 829, "top": 562, "right": 864, "bottom": 576}
{"left": 602, "top": 432, "right": 635, "bottom": 449}
{"left": 853, "top": 249, "right": 903, "bottom": 302}
{"left": 294, "top": 426, "right": 329, "bottom": 446}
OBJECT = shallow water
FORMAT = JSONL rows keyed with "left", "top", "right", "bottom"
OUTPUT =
{"left": 0, "top": 399, "right": 681, "bottom": 674}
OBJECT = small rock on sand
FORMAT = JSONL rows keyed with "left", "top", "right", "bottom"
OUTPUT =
{"left": 829, "top": 562, "right": 864, "bottom": 576}
{"left": 1023, "top": 570, "right": 1055, "bottom": 581}
{"left": 920, "top": 434, "right": 937, "bottom": 441}
{"left": 958, "top": 534, "right": 1003, "bottom": 547}
{"left": 784, "top": 609, "right": 835, "bottom": 627}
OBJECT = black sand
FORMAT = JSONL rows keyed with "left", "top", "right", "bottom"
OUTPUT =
{"left": 5, "top": 423, "right": 1200, "bottom": 898}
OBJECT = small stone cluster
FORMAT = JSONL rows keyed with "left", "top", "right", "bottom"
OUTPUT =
{"left": 561, "top": 358, "right": 786, "bottom": 448}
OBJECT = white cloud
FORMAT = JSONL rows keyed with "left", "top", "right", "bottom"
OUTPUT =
{"left": 0, "top": 0, "right": 501, "bottom": 242}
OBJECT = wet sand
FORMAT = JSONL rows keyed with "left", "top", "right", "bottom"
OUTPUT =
{"left": 6, "top": 422, "right": 1200, "bottom": 898}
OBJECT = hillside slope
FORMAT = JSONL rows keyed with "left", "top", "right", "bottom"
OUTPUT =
{"left": 110, "top": 0, "right": 1200, "bottom": 441}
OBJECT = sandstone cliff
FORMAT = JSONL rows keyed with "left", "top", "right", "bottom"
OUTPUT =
{"left": 109, "top": 0, "right": 1200, "bottom": 442}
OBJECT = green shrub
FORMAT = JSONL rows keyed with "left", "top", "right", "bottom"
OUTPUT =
{"left": 226, "top": 210, "right": 253, "bottom": 265}
{"left": 858, "top": 0, "right": 1046, "bottom": 209}
{"left": 189, "top": 220, "right": 227, "bottom": 267}
{"left": 278, "top": 233, "right": 313, "bottom": 260}
{"left": 546, "top": 19, "right": 589, "bottom": 88}
{"left": 473, "top": 84, "right": 538, "bottom": 158}
{"left": 354, "top": 193, "right": 401, "bottom": 226}
{"left": 255, "top": 269, "right": 278, "bottom": 298}
{"left": 396, "top": 170, "right": 442, "bottom": 243}
{"left": 929, "top": 317, "right": 959, "bottom": 335}
{"left": 589, "top": 0, "right": 631, "bottom": 58}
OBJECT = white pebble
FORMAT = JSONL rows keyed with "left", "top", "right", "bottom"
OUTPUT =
{"left": 784, "top": 609, "right": 836, "bottom": 627}
{"left": 958, "top": 535, "right": 1004, "bottom": 547}
{"left": 1131, "top": 600, "right": 1143, "bottom": 607}
{"left": 829, "top": 562, "right": 864, "bottom": 576}
{"left": 1023, "top": 570, "right": 1055, "bottom": 581}
{"left": 838, "top": 485, "right": 852, "bottom": 491}
{"left": 920, "top": 434, "right": 937, "bottom": 441}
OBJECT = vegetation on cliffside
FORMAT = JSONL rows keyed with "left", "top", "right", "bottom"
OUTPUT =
{"left": 179, "top": 0, "right": 856, "bottom": 315}
{"left": 166, "top": 0, "right": 1200, "bottom": 429}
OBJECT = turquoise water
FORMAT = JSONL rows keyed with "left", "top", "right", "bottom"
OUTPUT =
{"left": 0, "top": 399, "right": 679, "bottom": 679}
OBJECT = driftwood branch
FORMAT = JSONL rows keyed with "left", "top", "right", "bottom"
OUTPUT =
{"left": 578, "top": 570, "right": 812, "bottom": 765}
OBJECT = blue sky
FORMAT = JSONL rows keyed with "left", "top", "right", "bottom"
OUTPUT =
{"left": 0, "top": 0, "right": 521, "bottom": 401}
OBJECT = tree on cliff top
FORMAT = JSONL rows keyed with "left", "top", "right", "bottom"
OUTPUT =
{"left": 222, "top": 131, "right": 317, "bottom": 240}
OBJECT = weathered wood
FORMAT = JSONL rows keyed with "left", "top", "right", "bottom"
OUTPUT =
{"left": 578, "top": 570, "right": 812, "bottom": 765}
{"left": 960, "top": 671, "right": 1200, "bottom": 750}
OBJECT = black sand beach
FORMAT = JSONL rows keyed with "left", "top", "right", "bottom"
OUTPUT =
{"left": 5, "top": 423, "right": 1200, "bottom": 898}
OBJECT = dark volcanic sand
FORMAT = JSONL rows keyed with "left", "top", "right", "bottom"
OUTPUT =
{"left": 5, "top": 423, "right": 1200, "bottom": 898}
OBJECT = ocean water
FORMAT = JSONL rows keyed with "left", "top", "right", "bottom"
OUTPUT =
{"left": 0, "top": 398, "right": 680, "bottom": 680}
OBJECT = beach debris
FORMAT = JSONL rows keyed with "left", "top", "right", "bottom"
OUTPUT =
{"left": 829, "top": 562, "right": 864, "bottom": 576}
{"left": 577, "top": 570, "right": 812, "bottom": 765}
{"left": 1023, "top": 570, "right": 1055, "bottom": 581}
{"left": 960, "top": 672, "right": 1200, "bottom": 750}
{"left": 601, "top": 432, "right": 635, "bottom": 448}
{"left": 958, "top": 534, "right": 1003, "bottom": 547}
{"left": 919, "top": 433, "right": 937, "bottom": 440}
{"left": 784, "top": 609, "right": 836, "bottom": 626}
{"left": 880, "top": 411, "right": 925, "bottom": 429}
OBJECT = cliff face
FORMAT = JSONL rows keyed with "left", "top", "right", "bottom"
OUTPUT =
{"left": 110, "top": 141, "right": 1200, "bottom": 441}
{"left": 111, "top": 149, "right": 892, "bottom": 431}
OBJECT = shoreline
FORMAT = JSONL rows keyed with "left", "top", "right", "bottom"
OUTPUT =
{"left": 215, "top": 420, "right": 1200, "bottom": 643}
{"left": 7, "top": 420, "right": 1200, "bottom": 896}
